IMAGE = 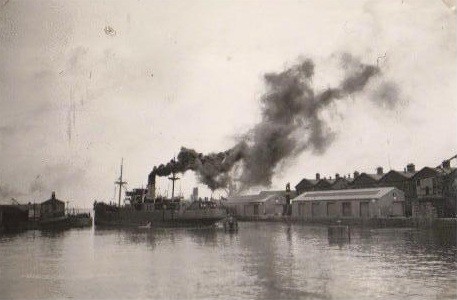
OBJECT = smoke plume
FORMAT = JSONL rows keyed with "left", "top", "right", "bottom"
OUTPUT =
{"left": 150, "top": 53, "right": 394, "bottom": 192}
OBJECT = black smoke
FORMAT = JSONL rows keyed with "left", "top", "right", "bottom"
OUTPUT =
{"left": 150, "top": 53, "right": 394, "bottom": 191}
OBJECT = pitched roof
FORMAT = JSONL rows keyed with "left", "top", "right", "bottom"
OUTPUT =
{"left": 330, "top": 177, "right": 352, "bottom": 187}
{"left": 292, "top": 187, "right": 401, "bottom": 202}
{"left": 365, "top": 173, "right": 384, "bottom": 181}
{"left": 384, "top": 170, "right": 417, "bottom": 178}
{"left": 259, "top": 190, "right": 297, "bottom": 198}
{"left": 41, "top": 192, "right": 64, "bottom": 205}
{"left": 295, "top": 178, "right": 318, "bottom": 187}
{"left": 42, "top": 197, "right": 65, "bottom": 205}
{"left": 436, "top": 167, "right": 457, "bottom": 176}
{"left": 412, "top": 167, "right": 441, "bottom": 180}
{"left": 226, "top": 191, "right": 286, "bottom": 204}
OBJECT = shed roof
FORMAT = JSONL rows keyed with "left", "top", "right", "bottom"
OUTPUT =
{"left": 226, "top": 192, "right": 286, "bottom": 204}
{"left": 292, "top": 187, "right": 401, "bottom": 202}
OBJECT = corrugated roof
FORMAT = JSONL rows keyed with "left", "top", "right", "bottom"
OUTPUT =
{"left": 226, "top": 192, "right": 286, "bottom": 204}
{"left": 292, "top": 187, "right": 400, "bottom": 202}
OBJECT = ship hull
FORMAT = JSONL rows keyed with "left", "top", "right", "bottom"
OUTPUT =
{"left": 94, "top": 206, "right": 226, "bottom": 228}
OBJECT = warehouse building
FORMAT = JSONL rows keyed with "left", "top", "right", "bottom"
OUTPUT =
{"left": 291, "top": 187, "right": 405, "bottom": 220}
{"left": 225, "top": 191, "right": 287, "bottom": 217}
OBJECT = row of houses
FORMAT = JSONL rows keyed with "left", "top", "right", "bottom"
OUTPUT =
{"left": 295, "top": 160, "right": 456, "bottom": 218}
{"left": 225, "top": 157, "right": 456, "bottom": 220}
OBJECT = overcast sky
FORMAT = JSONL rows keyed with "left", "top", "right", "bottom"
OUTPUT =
{"left": 0, "top": 0, "right": 456, "bottom": 207}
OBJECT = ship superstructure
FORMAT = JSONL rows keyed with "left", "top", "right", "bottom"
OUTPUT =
{"left": 94, "top": 160, "right": 226, "bottom": 227}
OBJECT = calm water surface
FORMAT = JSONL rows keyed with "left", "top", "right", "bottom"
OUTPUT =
{"left": 0, "top": 222, "right": 455, "bottom": 299}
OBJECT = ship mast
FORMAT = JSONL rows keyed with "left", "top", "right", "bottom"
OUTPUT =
{"left": 168, "top": 171, "right": 180, "bottom": 200}
{"left": 115, "top": 158, "right": 127, "bottom": 207}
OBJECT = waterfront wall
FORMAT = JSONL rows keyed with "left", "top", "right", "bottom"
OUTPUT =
{"left": 236, "top": 215, "right": 457, "bottom": 229}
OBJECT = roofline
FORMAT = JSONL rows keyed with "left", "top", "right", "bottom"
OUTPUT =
{"left": 292, "top": 187, "right": 402, "bottom": 202}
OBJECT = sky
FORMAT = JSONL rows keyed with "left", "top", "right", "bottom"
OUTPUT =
{"left": 0, "top": 0, "right": 456, "bottom": 207}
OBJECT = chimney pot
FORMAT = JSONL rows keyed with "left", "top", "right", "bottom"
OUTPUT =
{"left": 442, "top": 160, "right": 451, "bottom": 169}
{"left": 316, "top": 173, "right": 320, "bottom": 180}
{"left": 406, "top": 163, "right": 415, "bottom": 173}
{"left": 51, "top": 191, "right": 56, "bottom": 199}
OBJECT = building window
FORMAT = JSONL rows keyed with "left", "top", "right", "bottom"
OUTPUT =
{"left": 253, "top": 204, "right": 259, "bottom": 215}
{"left": 425, "top": 186, "right": 430, "bottom": 196}
{"left": 416, "top": 179, "right": 420, "bottom": 186}
{"left": 360, "top": 202, "right": 370, "bottom": 218}
{"left": 342, "top": 202, "right": 352, "bottom": 217}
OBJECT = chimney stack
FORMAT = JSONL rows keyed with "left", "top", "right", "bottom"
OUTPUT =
{"left": 51, "top": 191, "right": 56, "bottom": 199}
{"left": 354, "top": 171, "right": 360, "bottom": 178}
{"left": 147, "top": 172, "right": 156, "bottom": 200}
{"left": 335, "top": 173, "right": 340, "bottom": 180}
{"left": 316, "top": 173, "right": 320, "bottom": 180}
{"left": 192, "top": 187, "right": 199, "bottom": 200}
{"left": 406, "top": 163, "right": 415, "bottom": 173}
{"left": 376, "top": 167, "right": 383, "bottom": 175}
{"left": 442, "top": 160, "right": 451, "bottom": 169}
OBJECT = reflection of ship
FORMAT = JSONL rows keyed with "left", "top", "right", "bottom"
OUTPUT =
{"left": 223, "top": 215, "right": 238, "bottom": 232}
{"left": 94, "top": 160, "right": 226, "bottom": 227}
{"left": 328, "top": 222, "right": 351, "bottom": 247}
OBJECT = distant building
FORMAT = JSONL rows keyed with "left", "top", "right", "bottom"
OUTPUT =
{"left": 225, "top": 191, "right": 288, "bottom": 217}
{"left": 349, "top": 168, "right": 384, "bottom": 189}
{"left": 0, "top": 205, "right": 28, "bottom": 231}
{"left": 192, "top": 187, "right": 198, "bottom": 201}
{"left": 331, "top": 174, "right": 353, "bottom": 190}
{"left": 291, "top": 187, "right": 405, "bottom": 219}
{"left": 293, "top": 158, "right": 457, "bottom": 219}
{"left": 378, "top": 164, "right": 417, "bottom": 217}
{"left": 411, "top": 162, "right": 456, "bottom": 218}
{"left": 313, "top": 178, "right": 335, "bottom": 191}
{"left": 295, "top": 173, "right": 320, "bottom": 195}
{"left": 40, "top": 192, "right": 65, "bottom": 220}
{"left": 27, "top": 203, "right": 41, "bottom": 220}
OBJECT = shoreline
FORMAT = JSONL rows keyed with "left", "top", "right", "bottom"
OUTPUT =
{"left": 235, "top": 215, "right": 457, "bottom": 229}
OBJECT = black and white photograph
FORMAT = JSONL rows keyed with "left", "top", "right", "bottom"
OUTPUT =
{"left": 0, "top": 1, "right": 456, "bottom": 299}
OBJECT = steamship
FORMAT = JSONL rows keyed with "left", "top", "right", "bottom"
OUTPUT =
{"left": 94, "top": 161, "right": 227, "bottom": 227}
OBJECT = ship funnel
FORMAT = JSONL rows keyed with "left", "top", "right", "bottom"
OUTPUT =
{"left": 147, "top": 171, "right": 156, "bottom": 200}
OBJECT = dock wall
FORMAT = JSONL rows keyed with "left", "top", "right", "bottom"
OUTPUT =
{"left": 236, "top": 215, "right": 457, "bottom": 229}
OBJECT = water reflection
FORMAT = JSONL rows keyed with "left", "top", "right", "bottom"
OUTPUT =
{"left": 327, "top": 225, "right": 351, "bottom": 248}
{"left": 186, "top": 227, "right": 219, "bottom": 247}
{"left": 0, "top": 223, "right": 455, "bottom": 299}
